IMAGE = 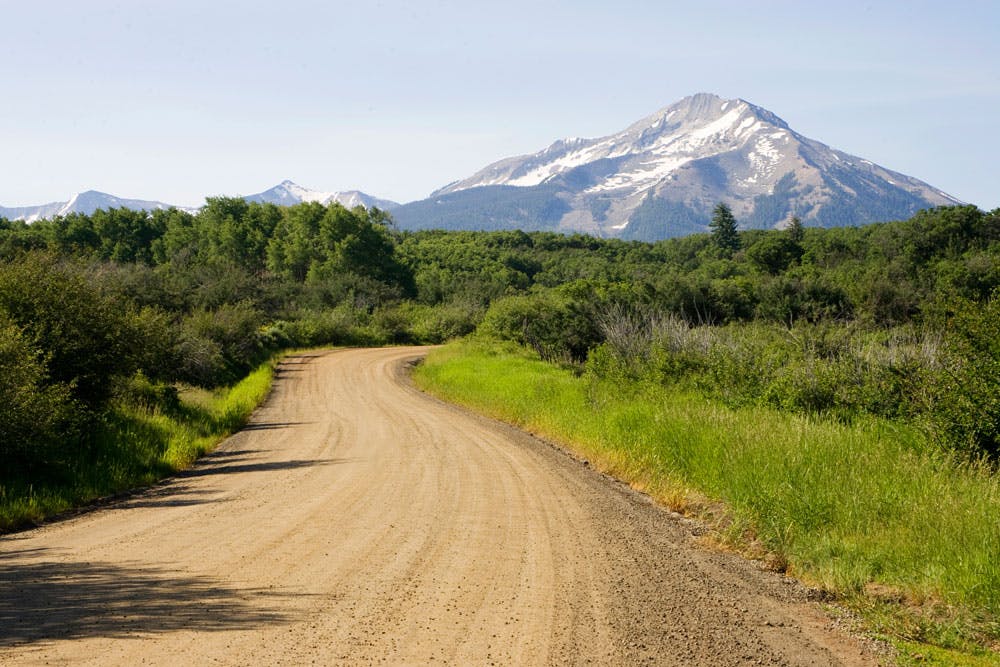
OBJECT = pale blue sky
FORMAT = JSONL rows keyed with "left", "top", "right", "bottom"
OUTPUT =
{"left": 1, "top": 0, "right": 997, "bottom": 209}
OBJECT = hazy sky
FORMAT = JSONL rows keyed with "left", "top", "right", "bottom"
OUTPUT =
{"left": 2, "top": 0, "right": 997, "bottom": 209}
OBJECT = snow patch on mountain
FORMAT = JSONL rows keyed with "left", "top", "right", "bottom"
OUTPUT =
{"left": 0, "top": 191, "right": 194, "bottom": 223}
{"left": 2, "top": 181, "right": 398, "bottom": 224}
{"left": 397, "top": 93, "right": 962, "bottom": 239}
{"left": 243, "top": 180, "right": 398, "bottom": 210}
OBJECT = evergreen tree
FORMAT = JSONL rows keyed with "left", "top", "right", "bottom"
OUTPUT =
{"left": 786, "top": 215, "right": 805, "bottom": 244}
{"left": 710, "top": 203, "right": 740, "bottom": 256}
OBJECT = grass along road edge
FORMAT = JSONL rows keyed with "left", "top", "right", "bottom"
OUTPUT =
{"left": 0, "top": 356, "right": 277, "bottom": 533}
{"left": 413, "top": 341, "right": 1000, "bottom": 665}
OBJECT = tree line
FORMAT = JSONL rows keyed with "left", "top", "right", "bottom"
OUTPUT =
{"left": 2, "top": 200, "right": 999, "bottom": 481}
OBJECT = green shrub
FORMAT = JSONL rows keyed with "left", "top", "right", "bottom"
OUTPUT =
{"left": 0, "top": 317, "right": 78, "bottom": 477}
{"left": 175, "top": 301, "right": 269, "bottom": 386}
{"left": 479, "top": 290, "right": 600, "bottom": 363}
{"left": 926, "top": 293, "right": 1000, "bottom": 459}
{"left": 396, "top": 302, "right": 482, "bottom": 344}
{"left": 0, "top": 254, "right": 154, "bottom": 408}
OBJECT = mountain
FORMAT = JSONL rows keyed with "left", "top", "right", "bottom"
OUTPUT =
{"left": 393, "top": 93, "right": 961, "bottom": 240}
{"left": 1, "top": 181, "right": 398, "bottom": 224}
{"left": 243, "top": 180, "right": 399, "bottom": 210}
{"left": 0, "top": 191, "right": 192, "bottom": 223}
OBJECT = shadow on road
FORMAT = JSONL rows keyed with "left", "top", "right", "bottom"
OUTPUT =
{"left": 176, "top": 458, "right": 349, "bottom": 479}
{"left": 121, "top": 482, "right": 220, "bottom": 509}
{"left": 0, "top": 549, "right": 299, "bottom": 646}
{"left": 241, "top": 421, "right": 314, "bottom": 431}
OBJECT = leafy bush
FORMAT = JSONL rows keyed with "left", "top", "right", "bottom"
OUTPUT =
{"left": 0, "top": 254, "right": 156, "bottom": 408}
{"left": 403, "top": 302, "right": 482, "bottom": 343}
{"left": 926, "top": 293, "right": 1000, "bottom": 458}
{"left": 175, "top": 301, "right": 269, "bottom": 386}
{"left": 746, "top": 233, "right": 802, "bottom": 274}
{"left": 0, "top": 316, "right": 78, "bottom": 477}
{"left": 478, "top": 289, "right": 601, "bottom": 363}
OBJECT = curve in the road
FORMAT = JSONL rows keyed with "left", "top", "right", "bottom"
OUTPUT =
{"left": 0, "top": 347, "right": 877, "bottom": 665}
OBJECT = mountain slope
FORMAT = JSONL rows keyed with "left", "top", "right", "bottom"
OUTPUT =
{"left": 395, "top": 93, "right": 960, "bottom": 240}
{"left": 1, "top": 182, "right": 397, "bottom": 224}
{"left": 243, "top": 180, "right": 399, "bottom": 210}
{"left": 1, "top": 191, "right": 191, "bottom": 223}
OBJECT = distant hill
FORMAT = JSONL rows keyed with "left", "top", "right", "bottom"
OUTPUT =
{"left": 392, "top": 93, "right": 960, "bottom": 240}
{"left": 0, "top": 191, "right": 194, "bottom": 223}
{"left": 0, "top": 181, "right": 396, "bottom": 224}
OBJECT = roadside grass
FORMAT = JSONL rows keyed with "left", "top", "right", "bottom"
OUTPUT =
{"left": 0, "top": 359, "right": 275, "bottom": 533}
{"left": 414, "top": 341, "right": 1000, "bottom": 662}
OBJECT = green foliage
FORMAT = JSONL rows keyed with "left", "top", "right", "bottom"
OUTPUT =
{"left": 594, "top": 315, "right": 940, "bottom": 423}
{"left": 266, "top": 201, "right": 414, "bottom": 293}
{"left": 478, "top": 291, "right": 594, "bottom": 362}
{"left": 709, "top": 202, "right": 740, "bottom": 256}
{"left": 0, "top": 254, "right": 160, "bottom": 408}
{"left": 197, "top": 197, "right": 281, "bottom": 271}
{"left": 394, "top": 301, "right": 482, "bottom": 343}
{"left": 926, "top": 293, "right": 1000, "bottom": 459}
{"left": 478, "top": 281, "right": 647, "bottom": 362}
{"left": 786, "top": 215, "right": 805, "bottom": 244}
{"left": 0, "top": 315, "right": 77, "bottom": 476}
{"left": 0, "top": 357, "right": 274, "bottom": 532}
{"left": 175, "top": 301, "right": 267, "bottom": 387}
{"left": 746, "top": 232, "right": 802, "bottom": 274}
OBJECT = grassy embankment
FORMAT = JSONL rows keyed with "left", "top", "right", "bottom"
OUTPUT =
{"left": 414, "top": 341, "right": 1000, "bottom": 665}
{"left": 0, "top": 359, "right": 275, "bottom": 533}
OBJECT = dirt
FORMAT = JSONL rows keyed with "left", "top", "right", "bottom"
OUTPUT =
{"left": 0, "top": 347, "right": 882, "bottom": 665}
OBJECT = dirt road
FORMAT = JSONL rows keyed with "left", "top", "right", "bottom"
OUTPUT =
{"left": 0, "top": 347, "right": 878, "bottom": 665}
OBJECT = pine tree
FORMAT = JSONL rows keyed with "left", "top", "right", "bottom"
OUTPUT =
{"left": 710, "top": 203, "right": 740, "bottom": 256}
{"left": 786, "top": 215, "right": 805, "bottom": 244}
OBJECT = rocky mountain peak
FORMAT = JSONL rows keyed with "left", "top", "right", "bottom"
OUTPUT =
{"left": 397, "top": 93, "right": 960, "bottom": 240}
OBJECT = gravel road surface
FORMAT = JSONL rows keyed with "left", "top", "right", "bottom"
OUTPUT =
{"left": 0, "top": 347, "right": 878, "bottom": 665}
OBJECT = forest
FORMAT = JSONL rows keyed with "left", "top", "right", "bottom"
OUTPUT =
{"left": 1, "top": 200, "right": 999, "bottom": 514}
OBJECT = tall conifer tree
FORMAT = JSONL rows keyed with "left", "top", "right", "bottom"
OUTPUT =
{"left": 710, "top": 202, "right": 739, "bottom": 256}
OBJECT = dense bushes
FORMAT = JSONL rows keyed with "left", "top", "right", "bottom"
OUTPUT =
{"left": 0, "top": 255, "right": 168, "bottom": 408}
{"left": 0, "top": 256, "right": 172, "bottom": 479}
{"left": 571, "top": 301, "right": 1000, "bottom": 461}
{"left": 2, "top": 202, "right": 999, "bottom": 478}
{"left": 176, "top": 302, "right": 268, "bottom": 386}
{"left": 449, "top": 205, "right": 1000, "bottom": 460}
{"left": 0, "top": 315, "right": 77, "bottom": 475}
{"left": 927, "top": 293, "right": 1000, "bottom": 458}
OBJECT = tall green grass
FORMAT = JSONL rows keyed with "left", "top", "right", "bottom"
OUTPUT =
{"left": 0, "top": 360, "right": 274, "bottom": 532}
{"left": 415, "top": 341, "right": 1000, "bottom": 658}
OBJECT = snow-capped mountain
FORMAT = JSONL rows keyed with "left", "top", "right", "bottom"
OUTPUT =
{"left": 244, "top": 180, "right": 399, "bottom": 210}
{"left": 0, "top": 191, "right": 193, "bottom": 223}
{"left": 1, "top": 181, "right": 398, "bottom": 224}
{"left": 394, "top": 93, "right": 960, "bottom": 239}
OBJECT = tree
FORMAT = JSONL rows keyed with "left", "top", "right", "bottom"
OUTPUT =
{"left": 0, "top": 254, "right": 158, "bottom": 408}
{"left": 786, "top": 215, "right": 805, "bottom": 244}
{"left": 746, "top": 233, "right": 801, "bottom": 275}
{"left": 709, "top": 203, "right": 740, "bottom": 256}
